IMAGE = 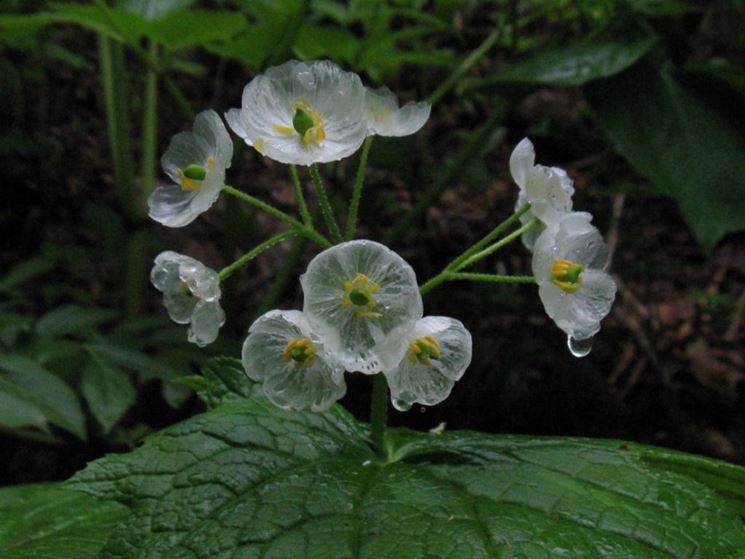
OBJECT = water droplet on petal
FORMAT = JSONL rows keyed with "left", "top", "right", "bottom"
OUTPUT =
{"left": 392, "top": 398, "right": 412, "bottom": 412}
{"left": 567, "top": 335, "right": 593, "bottom": 358}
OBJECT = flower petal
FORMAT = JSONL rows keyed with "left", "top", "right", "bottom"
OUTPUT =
{"left": 241, "top": 310, "right": 346, "bottom": 411}
{"left": 365, "top": 86, "right": 430, "bottom": 136}
{"left": 301, "top": 240, "right": 423, "bottom": 374}
{"left": 537, "top": 270, "right": 616, "bottom": 340}
{"left": 509, "top": 137, "right": 535, "bottom": 190}
{"left": 226, "top": 60, "right": 368, "bottom": 165}
{"left": 188, "top": 300, "right": 225, "bottom": 347}
{"left": 384, "top": 316, "right": 472, "bottom": 408}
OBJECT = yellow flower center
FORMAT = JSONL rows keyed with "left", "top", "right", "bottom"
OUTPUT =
{"left": 282, "top": 337, "right": 317, "bottom": 368}
{"left": 407, "top": 336, "right": 441, "bottom": 366}
{"left": 177, "top": 158, "right": 215, "bottom": 191}
{"left": 551, "top": 258, "right": 584, "bottom": 293}
{"left": 342, "top": 273, "right": 382, "bottom": 318}
{"left": 273, "top": 98, "right": 326, "bottom": 144}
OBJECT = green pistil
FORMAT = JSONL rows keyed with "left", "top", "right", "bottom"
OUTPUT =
{"left": 182, "top": 163, "right": 207, "bottom": 181}
{"left": 349, "top": 289, "right": 370, "bottom": 306}
{"left": 293, "top": 108, "right": 315, "bottom": 137}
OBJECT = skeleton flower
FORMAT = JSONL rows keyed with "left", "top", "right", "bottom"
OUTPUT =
{"left": 241, "top": 310, "right": 346, "bottom": 412}
{"left": 510, "top": 137, "right": 574, "bottom": 251}
{"left": 225, "top": 60, "right": 368, "bottom": 165}
{"left": 384, "top": 316, "right": 472, "bottom": 411}
{"left": 300, "top": 240, "right": 423, "bottom": 374}
{"left": 148, "top": 110, "right": 233, "bottom": 228}
{"left": 532, "top": 212, "right": 617, "bottom": 348}
{"left": 364, "top": 86, "right": 431, "bottom": 137}
{"left": 150, "top": 251, "right": 225, "bottom": 347}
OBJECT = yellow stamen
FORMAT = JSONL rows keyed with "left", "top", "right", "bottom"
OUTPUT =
{"left": 273, "top": 98, "right": 325, "bottom": 145}
{"left": 407, "top": 336, "right": 441, "bottom": 366}
{"left": 342, "top": 273, "right": 382, "bottom": 318}
{"left": 254, "top": 138, "right": 266, "bottom": 153}
{"left": 273, "top": 125, "right": 294, "bottom": 136}
{"left": 551, "top": 258, "right": 584, "bottom": 293}
{"left": 282, "top": 337, "right": 317, "bottom": 369}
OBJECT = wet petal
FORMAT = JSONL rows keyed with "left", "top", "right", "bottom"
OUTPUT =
{"left": 509, "top": 137, "right": 535, "bottom": 190}
{"left": 241, "top": 310, "right": 346, "bottom": 411}
{"left": 384, "top": 316, "right": 472, "bottom": 408}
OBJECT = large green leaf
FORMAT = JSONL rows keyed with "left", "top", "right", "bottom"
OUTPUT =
{"left": 35, "top": 304, "right": 118, "bottom": 339}
{"left": 67, "top": 358, "right": 745, "bottom": 558}
{"left": 0, "top": 376, "right": 49, "bottom": 432}
{"left": 81, "top": 350, "right": 136, "bottom": 434}
{"left": 470, "top": 34, "right": 656, "bottom": 87}
{"left": 586, "top": 60, "right": 745, "bottom": 247}
{"left": 0, "top": 354, "right": 86, "bottom": 438}
{"left": 118, "top": 0, "right": 195, "bottom": 21}
{"left": 0, "top": 484, "right": 129, "bottom": 559}
{"left": 143, "top": 10, "right": 247, "bottom": 50}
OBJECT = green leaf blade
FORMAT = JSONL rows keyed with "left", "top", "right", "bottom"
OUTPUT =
{"left": 65, "top": 359, "right": 745, "bottom": 558}
{"left": 0, "top": 484, "right": 129, "bottom": 559}
{"left": 586, "top": 60, "right": 745, "bottom": 247}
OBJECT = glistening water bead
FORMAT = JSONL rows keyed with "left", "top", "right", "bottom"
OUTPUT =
{"left": 567, "top": 335, "right": 593, "bottom": 358}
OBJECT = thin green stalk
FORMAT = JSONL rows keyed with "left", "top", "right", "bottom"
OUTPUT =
{"left": 447, "top": 272, "right": 535, "bottom": 284}
{"left": 94, "top": 0, "right": 194, "bottom": 120}
{"left": 426, "top": 28, "right": 500, "bottom": 105}
{"left": 309, "top": 164, "right": 343, "bottom": 244}
{"left": 140, "top": 38, "right": 158, "bottom": 200}
{"left": 345, "top": 135, "right": 373, "bottom": 240}
{"left": 383, "top": 107, "right": 504, "bottom": 246}
{"left": 448, "top": 203, "right": 531, "bottom": 272}
{"left": 420, "top": 271, "right": 535, "bottom": 296}
{"left": 219, "top": 230, "right": 296, "bottom": 280}
{"left": 98, "top": 34, "right": 136, "bottom": 218}
{"left": 370, "top": 374, "right": 389, "bottom": 454}
{"left": 290, "top": 164, "right": 312, "bottom": 226}
{"left": 458, "top": 218, "right": 541, "bottom": 270}
{"left": 222, "top": 185, "right": 331, "bottom": 248}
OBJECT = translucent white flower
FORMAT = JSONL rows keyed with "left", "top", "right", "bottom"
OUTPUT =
{"left": 510, "top": 137, "right": 574, "bottom": 250}
{"left": 532, "top": 212, "right": 617, "bottom": 345}
{"left": 383, "top": 316, "right": 472, "bottom": 411}
{"left": 364, "top": 86, "right": 431, "bottom": 137}
{"left": 225, "top": 60, "right": 368, "bottom": 166}
{"left": 150, "top": 251, "right": 225, "bottom": 347}
{"left": 300, "top": 240, "right": 423, "bottom": 374}
{"left": 148, "top": 110, "right": 233, "bottom": 228}
{"left": 241, "top": 310, "right": 346, "bottom": 411}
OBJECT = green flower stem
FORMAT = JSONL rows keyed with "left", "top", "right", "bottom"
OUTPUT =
{"left": 98, "top": 34, "right": 136, "bottom": 219}
{"left": 457, "top": 217, "right": 541, "bottom": 269}
{"left": 426, "top": 27, "right": 500, "bottom": 106}
{"left": 370, "top": 373, "right": 389, "bottom": 455}
{"left": 219, "top": 230, "right": 297, "bottom": 281}
{"left": 383, "top": 106, "right": 504, "bottom": 246}
{"left": 309, "top": 164, "right": 343, "bottom": 244}
{"left": 93, "top": 0, "right": 195, "bottom": 120}
{"left": 447, "top": 272, "right": 536, "bottom": 284}
{"left": 140, "top": 38, "right": 158, "bottom": 199}
{"left": 420, "top": 271, "right": 535, "bottom": 296}
{"left": 289, "top": 164, "right": 312, "bottom": 226}
{"left": 345, "top": 135, "right": 374, "bottom": 240}
{"left": 447, "top": 203, "right": 532, "bottom": 272}
{"left": 222, "top": 185, "right": 331, "bottom": 248}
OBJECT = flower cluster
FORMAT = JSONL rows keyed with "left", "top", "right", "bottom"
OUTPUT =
{"left": 147, "top": 59, "right": 431, "bottom": 349}
{"left": 243, "top": 240, "right": 472, "bottom": 412}
{"left": 510, "top": 138, "right": 617, "bottom": 352}
{"left": 226, "top": 59, "right": 431, "bottom": 166}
